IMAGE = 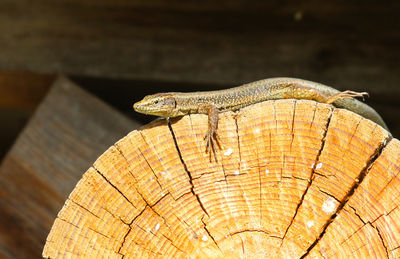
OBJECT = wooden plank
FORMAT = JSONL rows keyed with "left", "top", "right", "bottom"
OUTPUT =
{"left": 0, "top": 71, "right": 54, "bottom": 109}
{"left": 0, "top": 77, "right": 139, "bottom": 258}
{"left": 0, "top": 1, "right": 399, "bottom": 93}
{"left": 0, "top": 71, "right": 55, "bottom": 160}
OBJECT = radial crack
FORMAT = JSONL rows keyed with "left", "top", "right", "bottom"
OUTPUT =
{"left": 117, "top": 226, "right": 131, "bottom": 256}
{"left": 167, "top": 120, "right": 210, "bottom": 217}
{"left": 281, "top": 106, "right": 333, "bottom": 244}
{"left": 93, "top": 166, "right": 137, "bottom": 209}
{"left": 136, "top": 143, "right": 164, "bottom": 189}
{"left": 201, "top": 216, "right": 221, "bottom": 251}
{"left": 114, "top": 144, "right": 156, "bottom": 206}
{"left": 371, "top": 223, "right": 389, "bottom": 258}
{"left": 348, "top": 206, "right": 389, "bottom": 258}
{"left": 289, "top": 100, "right": 297, "bottom": 153}
{"left": 69, "top": 198, "right": 100, "bottom": 219}
{"left": 57, "top": 217, "right": 80, "bottom": 229}
{"left": 233, "top": 113, "right": 242, "bottom": 164}
{"left": 300, "top": 133, "right": 392, "bottom": 258}
{"left": 117, "top": 206, "right": 147, "bottom": 255}
{"left": 89, "top": 227, "right": 110, "bottom": 239}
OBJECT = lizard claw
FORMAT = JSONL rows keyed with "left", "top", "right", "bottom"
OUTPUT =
{"left": 326, "top": 90, "right": 369, "bottom": 104}
{"left": 203, "top": 130, "right": 221, "bottom": 162}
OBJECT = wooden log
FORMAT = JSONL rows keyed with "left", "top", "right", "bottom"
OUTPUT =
{"left": 43, "top": 99, "right": 399, "bottom": 258}
{"left": 0, "top": 77, "right": 140, "bottom": 258}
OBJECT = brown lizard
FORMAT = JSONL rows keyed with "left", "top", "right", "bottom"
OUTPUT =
{"left": 134, "top": 77, "right": 389, "bottom": 155}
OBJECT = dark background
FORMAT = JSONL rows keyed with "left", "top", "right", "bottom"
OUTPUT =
{"left": 0, "top": 1, "right": 399, "bottom": 257}
{"left": 1, "top": 1, "right": 400, "bottom": 161}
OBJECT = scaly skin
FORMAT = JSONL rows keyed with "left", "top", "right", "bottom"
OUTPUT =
{"left": 134, "top": 77, "right": 389, "bottom": 156}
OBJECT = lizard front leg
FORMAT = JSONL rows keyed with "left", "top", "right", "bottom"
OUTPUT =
{"left": 199, "top": 103, "right": 221, "bottom": 158}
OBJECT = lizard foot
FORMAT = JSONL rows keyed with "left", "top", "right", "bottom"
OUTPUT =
{"left": 204, "top": 130, "right": 221, "bottom": 162}
{"left": 326, "top": 90, "right": 369, "bottom": 104}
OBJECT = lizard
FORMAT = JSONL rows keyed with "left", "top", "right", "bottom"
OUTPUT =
{"left": 133, "top": 77, "right": 389, "bottom": 156}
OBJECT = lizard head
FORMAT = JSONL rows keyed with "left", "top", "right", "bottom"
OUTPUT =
{"left": 134, "top": 93, "right": 181, "bottom": 117}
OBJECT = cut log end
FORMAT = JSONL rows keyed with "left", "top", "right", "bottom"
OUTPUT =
{"left": 43, "top": 100, "right": 399, "bottom": 258}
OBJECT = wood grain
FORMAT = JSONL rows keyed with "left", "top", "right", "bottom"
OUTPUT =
{"left": 43, "top": 99, "right": 399, "bottom": 258}
{"left": 0, "top": 77, "right": 139, "bottom": 258}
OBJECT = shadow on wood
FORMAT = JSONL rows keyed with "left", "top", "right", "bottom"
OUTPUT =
{"left": 43, "top": 99, "right": 399, "bottom": 258}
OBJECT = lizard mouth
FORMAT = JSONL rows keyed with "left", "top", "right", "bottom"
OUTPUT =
{"left": 133, "top": 101, "right": 143, "bottom": 112}
{"left": 133, "top": 100, "right": 169, "bottom": 117}
{"left": 133, "top": 101, "right": 153, "bottom": 114}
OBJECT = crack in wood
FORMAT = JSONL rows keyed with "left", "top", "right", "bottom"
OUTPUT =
{"left": 93, "top": 166, "right": 175, "bottom": 256}
{"left": 88, "top": 227, "right": 110, "bottom": 239}
{"left": 239, "top": 235, "right": 245, "bottom": 255}
{"left": 160, "top": 233, "right": 186, "bottom": 254}
{"left": 391, "top": 245, "right": 400, "bottom": 251}
{"left": 201, "top": 216, "right": 222, "bottom": 251}
{"left": 347, "top": 205, "right": 389, "bottom": 258}
{"left": 92, "top": 166, "right": 137, "bottom": 209}
{"left": 370, "top": 223, "right": 389, "bottom": 258}
{"left": 136, "top": 133, "right": 165, "bottom": 190}
{"left": 299, "top": 133, "right": 392, "bottom": 258}
{"left": 100, "top": 205, "right": 130, "bottom": 226}
{"left": 174, "top": 191, "right": 192, "bottom": 201}
{"left": 281, "top": 105, "right": 334, "bottom": 245}
{"left": 113, "top": 144, "right": 156, "bottom": 207}
{"left": 289, "top": 100, "right": 297, "bottom": 154}
{"left": 117, "top": 205, "right": 146, "bottom": 256}
{"left": 230, "top": 229, "right": 275, "bottom": 238}
{"left": 233, "top": 113, "right": 242, "bottom": 166}
{"left": 167, "top": 120, "right": 210, "bottom": 218}
{"left": 68, "top": 198, "right": 100, "bottom": 219}
{"left": 117, "top": 194, "right": 176, "bottom": 257}
{"left": 318, "top": 188, "right": 341, "bottom": 203}
{"left": 374, "top": 162, "right": 400, "bottom": 198}
{"left": 57, "top": 217, "right": 80, "bottom": 230}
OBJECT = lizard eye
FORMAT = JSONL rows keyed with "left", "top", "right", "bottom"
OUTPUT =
{"left": 154, "top": 100, "right": 159, "bottom": 104}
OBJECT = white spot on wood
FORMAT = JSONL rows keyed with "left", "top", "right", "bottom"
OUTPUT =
{"left": 265, "top": 169, "right": 269, "bottom": 175}
{"left": 242, "top": 163, "right": 247, "bottom": 170}
{"left": 310, "top": 163, "right": 315, "bottom": 169}
{"left": 155, "top": 223, "right": 160, "bottom": 231}
{"left": 316, "top": 162, "right": 323, "bottom": 169}
{"left": 161, "top": 171, "right": 166, "bottom": 176}
{"left": 224, "top": 148, "right": 233, "bottom": 156}
{"left": 322, "top": 197, "right": 337, "bottom": 214}
{"left": 306, "top": 220, "right": 314, "bottom": 228}
{"left": 234, "top": 170, "right": 240, "bottom": 176}
{"left": 202, "top": 234, "right": 208, "bottom": 241}
{"left": 254, "top": 128, "right": 261, "bottom": 134}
